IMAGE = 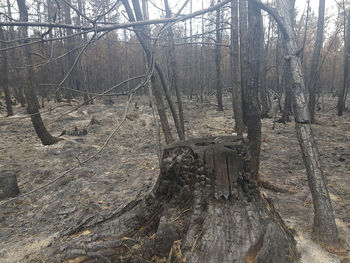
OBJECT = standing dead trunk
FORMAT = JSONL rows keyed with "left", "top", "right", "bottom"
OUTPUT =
{"left": 246, "top": 0, "right": 262, "bottom": 181}
{"left": 17, "top": 0, "right": 58, "bottom": 146}
{"left": 0, "top": 26, "right": 14, "bottom": 117}
{"left": 249, "top": 0, "right": 340, "bottom": 247}
{"left": 239, "top": 0, "right": 249, "bottom": 124}
{"left": 164, "top": 0, "right": 186, "bottom": 138}
{"left": 308, "top": 0, "right": 325, "bottom": 123}
{"left": 230, "top": 0, "right": 245, "bottom": 136}
{"left": 122, "top": 0, "right": 184, "bottom": 141}
{"left": 337, "top": 8, "right": 350, "bottom": 116}
{"left": 43, "top": 136, "right": 299, "bottom": 263}
{"left": 215, "top": 0, "right": 224, "bottom": 111}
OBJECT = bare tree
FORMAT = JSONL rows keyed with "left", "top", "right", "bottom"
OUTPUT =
{"left": 249, "top": 0, "right": 340, "bottom": 247}
{"left": 17, "top": 0, "right": 59, "bottom": 145}
{"left": 215, "top": 0, "right": 224, "bottom": 111}
{"left": 0, "top": 26, "right": 14, "bottom": 116}
{"left": 338, "top": 6, "right": 350, "bottom": 116}
{"left": 230, "top": 0, "right": 244, "bottom": 136}
{"left": 308, "top": 0, "right": 326, "bottom": 123}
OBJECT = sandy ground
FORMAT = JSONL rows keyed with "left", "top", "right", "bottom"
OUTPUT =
{"left": 0, "top": 95, "right": 349, "bottom": 262}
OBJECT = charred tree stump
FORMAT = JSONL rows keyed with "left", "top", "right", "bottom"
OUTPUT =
{"left": 48, "top": 136, "right": 298, "bottom": 263}
{"left": 0, "top": 170, "right": 20, "bottom": 199}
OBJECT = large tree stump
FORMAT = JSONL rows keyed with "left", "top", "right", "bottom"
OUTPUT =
{"left": 0, "top": 170, "right": 20, "bottom": 199}
{"left": 48, "top": 136, "right": 299, "bottom": 262}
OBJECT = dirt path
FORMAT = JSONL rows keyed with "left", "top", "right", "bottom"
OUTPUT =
{"left": 0, "top": 95, "right": 349, "bottom": 262}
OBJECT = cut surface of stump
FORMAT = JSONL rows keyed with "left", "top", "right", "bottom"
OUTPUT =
{"left": 0, "top": 170, "right": 20, "bottom": 199}
{"left": 45, "top": 136, "right": 299, "bottom": 262}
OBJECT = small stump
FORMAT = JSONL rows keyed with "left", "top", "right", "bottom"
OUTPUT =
{"left": 47, "top": 136, "right": 299, "bottom": 262}
{"left": 0, "top": 170, "right": 20, "bottom": 199}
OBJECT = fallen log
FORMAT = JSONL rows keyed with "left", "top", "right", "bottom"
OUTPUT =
{"left": 47, "top": 136, "right": 299, "bottom": 262}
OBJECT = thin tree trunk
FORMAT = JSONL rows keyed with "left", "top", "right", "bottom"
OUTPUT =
{"left": 164, "top": 0, "right": 185, "bottom": 138}
{"left": 122, "top": 0, "right": 174, "bottom": 143}
{"left": 17, "top": 0, "right": 58, "bottom": 145}
{"left": 308, "top": 0, "right": 325, "bottom": 123}
{"left": 337, "top": 8, "right": 350, "bottom": 116}
{"left": 239, "top": 0, "right": 249, "bottom": 124}
{"left": 230, "top": 0, "right": 244, "bottom": 136}
{"left": 215, "top": 0, "right": 223, "bottom": 111}
{"left": 0, "top": 27, "right": 14, "bottom": 116}
{"left": 249, "top": 0, "right": 339, "bottom": 247}
{"left": 246, "top": 0, "right": 262, "bottom": 181}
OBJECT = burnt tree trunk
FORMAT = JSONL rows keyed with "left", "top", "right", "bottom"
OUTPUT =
{"left": 17, "top": 0, "right": 59, "bottom": 146}
{"left": 46, "top": 136, "right": 298, "bottom": 263}
{"left": 215, "top": 0, "right": 224, "bottom": 111}
{"left": 0, "top": 26, "right": 14, "bottom": 117}
{"left": 0, "top": 170, "right": 20, "bottom": 199}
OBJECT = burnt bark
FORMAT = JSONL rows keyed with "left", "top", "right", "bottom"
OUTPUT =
{"left": 246, "top": 1, "right": 262, "bottom": 181}
{"left": 337, "top": 8, "right": 350, "bottom": 116}
{"left": 17, "top": 0, "right": 58, "bottom": 146}
{"left": 44, "top": 136, "right": 298, "bottom": 262}
{"left": 0, "top": 170, "right": 20, "bottom": 199}
{"left": 248, "top": 0, "right": 340, "bottom": 247}
{"left": 0, "top": 27, "right": 14, "bottom": 117}
{"left": 308, "top": 0, "right": 325, "bottom": 123}
{"left": 230, "top": 0, "right": 245, "bottom": 136}
{"left": 215, "top": 0, "right": 224, "bottom": 111}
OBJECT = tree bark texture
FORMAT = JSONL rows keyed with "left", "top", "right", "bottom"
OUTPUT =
{"left": 215, "top": 0, "right": 224, "bottom": 111}
{"left": 308, "top": 0, "right": 325, "bottom": 123}
{"left": 43, "top": 136, "right": 298, "bottom": 262}
{"left": 250, "top": 0, "right": 339, "bottom": 246}
{"left": 164, "top": 0, "right": 185, "bottom": 138}
{"left": 230, "top": 0, "right": 245, "bottom": 136}
{"left": 0, "top": 26, "right": 14, "bottom": 117}
{"left": 17, "top": 0, "right": 58, "bottom": 145}
{"left": 246, "top": 1, "right": 262, "bottom": 181}
{"left": 0, "top": 170, "right": 19, "bottom": 199}
{"left": 122, "top": 0, "right": 185, "bottom": 142}
{"left": 337, "top": 8, "right": 350, "bottom": 116}
{"left": 239, "top": 0, "right": 249, "bottom": 125}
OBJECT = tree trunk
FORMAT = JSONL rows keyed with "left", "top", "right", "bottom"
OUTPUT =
{"left": 0, "top": 27, "right": 14, "bottom": 117}
{"left": 249, "top": 0, "right": 340, "bottom": 247}
{"left": 337, "top": 8, "right": 350, "bottom": 116}
{"left": 43, "top": 136, "right": 299, "bottom": 262}
{"left": 308, "top": 0, "right": 325, "bottom": 123}
{"left": 0, "top": 170, "right": 19, "bottom": 199}
{"left": 246, "top": 0, "right": 262, "bottom": 181}
{"left": 230, "top": 0, "right": 245, "bottom": 136}
{"left": 17, "top": 0, "right": 58, "bottom": 146}
{"left": 164, "top": 0, "right": 185, "bottom": 138}
{"left": 239, "top": 0, "right": 249, "bottom": 124}
{"left": 215, "top": 0, "right": 223, "bottom": 111}
{"left": 122, "top": 0, "right": 184, "bottom": 142}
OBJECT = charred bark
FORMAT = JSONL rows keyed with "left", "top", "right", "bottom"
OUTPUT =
{"left": 248, "top": 0, "right": 340, "bottom": 247}
{"left": 45, "top": 136, "right": 298, "bottom": 263}
{"left": 230, "top": 0, "right": 245, "bottom": 136}
{"left": 0, "top": 170, "right": 19, "bottom": 199}
{"left": 0, "top": 27, "right": 14, "bottom": 117}
{"left": 17, "top": 0, "right": 58, "bottom": 145}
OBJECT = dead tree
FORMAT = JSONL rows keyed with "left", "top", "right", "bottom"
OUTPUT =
{"left": 0, "top": 26, "right": 14, "bottom": 116}
{"left": 17, "top": 0, "right": 59, "bottom": 145}
{"left": 337, "top": 7, "right": 350, "bottom": 116}
{"left": 246, "top": 0, "right": 262, "bottom": 181}
{"left": 230, "top": 0, "right": 245, "bottom": 136}
{"left": 215, "top": 0, "right": 224, "bottom": 111}
{"left": 308, "top": 0, "right": 326, "bottom": 123}
{"left": 249, "top": 0, "right": 340, "bottom": 247}
{"left": 43, "top": 136, "right": 298, "bottom": 262}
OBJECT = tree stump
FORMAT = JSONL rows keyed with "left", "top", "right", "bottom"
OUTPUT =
{"left": 0, "top": 170, "right": 20, "bottom": 199}
{"left": 48, "top": 136, "right": 299, "bottom": 262}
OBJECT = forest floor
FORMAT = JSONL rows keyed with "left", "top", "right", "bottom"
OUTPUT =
{"left": 0, "top": 94, "right": 350, "bottom": 263}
